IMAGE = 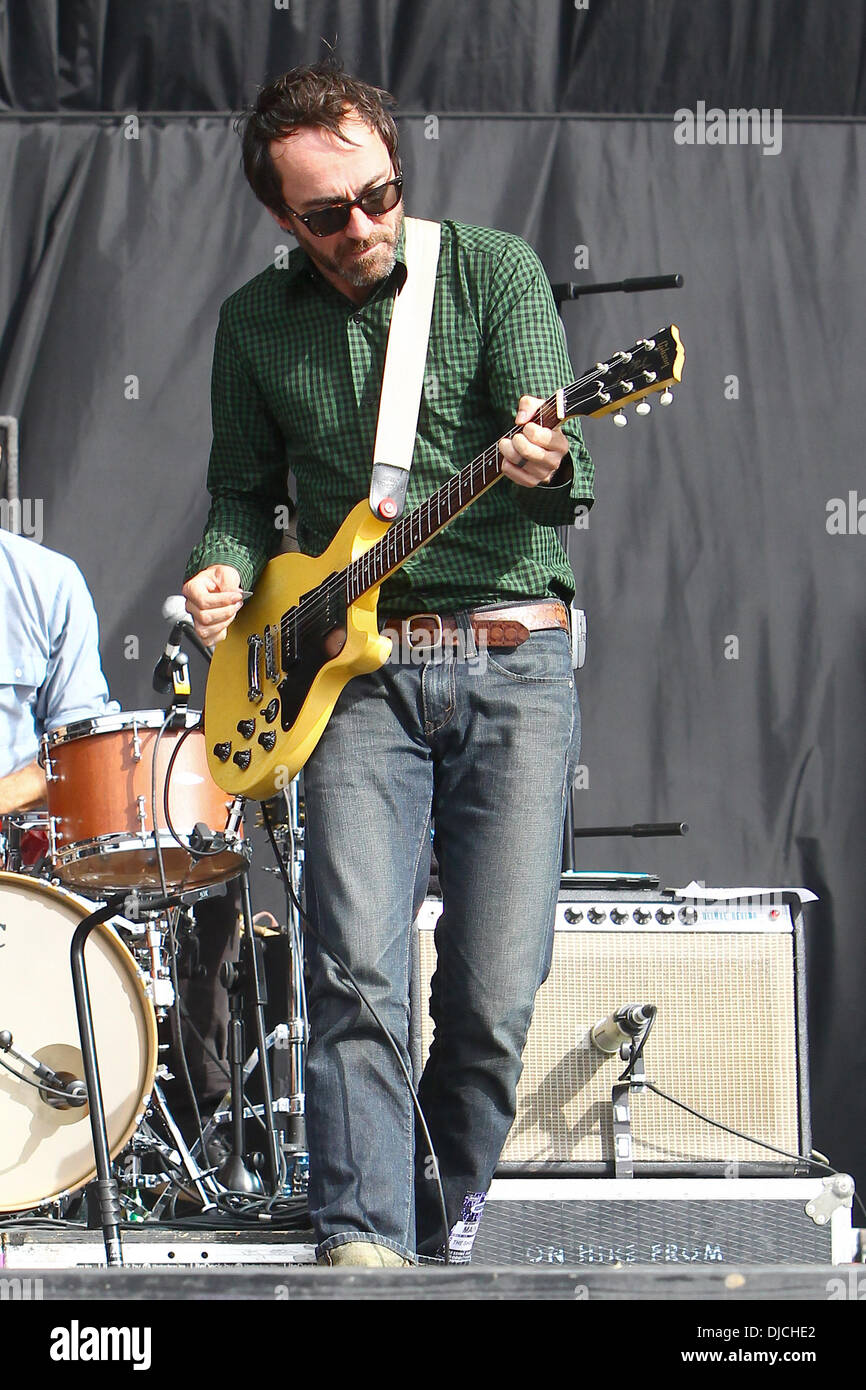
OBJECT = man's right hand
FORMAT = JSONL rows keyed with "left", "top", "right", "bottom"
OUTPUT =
{"left": 182, "top": 564, "right": 245, "bottom": 645}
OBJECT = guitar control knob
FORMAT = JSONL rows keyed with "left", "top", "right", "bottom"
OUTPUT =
{"left": 213, "top": 742, "right": 232, "bottom": 763}
{"left": 258, "top": 731, "right": 277, "bottom": 752}
{"left": 263, "top": 699, "right": 279, "bottom": 724}
{"left": 587, "top": 907, "right": 607, "bottom": 924}
{"left": 633, "top": 907, "right": 653, "bottom": 924}
{"left": 563, "top": 907, "right": 583, "bottom": 924}
{"left": 237, "top": 719, "right": 256, "bottom": 740}
{"left": 232, "top": 750, "right": 252, "bottom": 771}
{"left": 655, "top": 907, "right": 675, "bottom": 924}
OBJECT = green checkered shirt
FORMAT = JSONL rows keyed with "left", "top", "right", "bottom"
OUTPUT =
{"left": 185, "top": 219, "right": 594, "bottom": 611}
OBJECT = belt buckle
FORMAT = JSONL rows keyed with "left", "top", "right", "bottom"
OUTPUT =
{"left": 405, "top": 612, "right": 444, "bottom": 650}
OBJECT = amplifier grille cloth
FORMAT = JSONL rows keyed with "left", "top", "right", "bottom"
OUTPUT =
{"left": 413, "top": 927, "right": 800, "bottom": 1165}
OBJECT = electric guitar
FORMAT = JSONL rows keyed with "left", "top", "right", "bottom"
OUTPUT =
{"left": 204, "top": 325, "right": 685, "bottom": 799}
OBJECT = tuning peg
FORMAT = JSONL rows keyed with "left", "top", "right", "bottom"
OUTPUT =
{"left": 659, "top": 389, "right": 673, "bottom": 405}
{"left": 635, "top": 400, "right": 652, "bottom": 415}
{"left": 613, "top": 411, "right": 628, "bottom": 427}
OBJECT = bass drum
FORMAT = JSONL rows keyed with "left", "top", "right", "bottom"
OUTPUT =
{"left": 0, "top": 872, "right": 157, "bottom": 1213}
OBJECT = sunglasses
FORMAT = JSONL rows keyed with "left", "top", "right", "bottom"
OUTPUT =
{"left": 285, "top": 175, "right": 404, "bottom": 239}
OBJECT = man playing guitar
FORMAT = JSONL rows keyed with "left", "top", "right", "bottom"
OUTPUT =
{"left": 183, "top": 62, "right": 593, "bottom": 1265}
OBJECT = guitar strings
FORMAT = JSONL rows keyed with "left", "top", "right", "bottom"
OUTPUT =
{"left": 276, "top": 375, "right": 607, "bottom": 652}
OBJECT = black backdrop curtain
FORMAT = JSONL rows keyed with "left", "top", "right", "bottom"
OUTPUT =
{"left": 1, "top": 0, "right": 864, "bottom": 1194}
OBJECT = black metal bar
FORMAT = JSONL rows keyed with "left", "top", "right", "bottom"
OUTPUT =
{"left": 70, "top": 890, "right": 182, "bottom": 1266}
{"left": 239, "top": 869, "right": 282, "bottom": 1191}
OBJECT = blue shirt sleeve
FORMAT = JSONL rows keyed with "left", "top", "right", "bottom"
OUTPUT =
{"left": 0, "top": 534, "right": 116, "bottom": 779}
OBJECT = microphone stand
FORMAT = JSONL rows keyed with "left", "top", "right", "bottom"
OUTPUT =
{"left": 551, "top": 270, "right": 684, "bottom": 870}
{"left": 71, "top": 889, "right": 183, "bottom": 1267}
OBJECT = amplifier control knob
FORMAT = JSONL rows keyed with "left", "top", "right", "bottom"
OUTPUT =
{"left": 610, "top": 908, "right": 630, "bottom": 925}
{"left": 679, "top": 906, "right": 699, "bottom": 925}
{"left": 633, "top": 907, "right": 653, "bottom": 924}
{"left": 563, "top": 907, "right": 583, "bottom": 924}
{"left": 587, "top": 907, "right": 607, "bottom": 924}
{"left": 656, "top": 907, "right": 676, "bottom": 925}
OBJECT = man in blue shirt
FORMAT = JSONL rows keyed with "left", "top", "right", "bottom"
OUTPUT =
{"left": 0, "top": 528, "right": 115, "bottom": 813}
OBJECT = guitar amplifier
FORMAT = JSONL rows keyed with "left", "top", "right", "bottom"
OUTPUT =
{"left": 410, "top": 883, "right": 813, "bottom": 1175}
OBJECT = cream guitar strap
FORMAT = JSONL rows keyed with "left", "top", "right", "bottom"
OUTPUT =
{"left": 368, "top": 216, "right": 442, "bottom": 520}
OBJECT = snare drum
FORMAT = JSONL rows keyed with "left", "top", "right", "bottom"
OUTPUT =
{"left": 0, "top": 811, "right": 51, "bottom": 874}
{"left": 42, "top": 710, "right": 249, "bottom": 894}
{"left": 0, "top": 872, "right": 158, "bottom": 1212}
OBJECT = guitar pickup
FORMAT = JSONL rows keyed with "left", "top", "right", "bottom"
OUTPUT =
{"left": 264, "top": 624, "right": 277, "bottom": 683}
{"left": 281, "top": 609, "right": 299, "bottom": 669}
{"left": 247, "top": 634, "right": 263, "bottom": 703}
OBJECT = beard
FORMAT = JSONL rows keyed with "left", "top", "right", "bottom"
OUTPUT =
{"left": 300, "top": 207, "right": 403, "bottom": 291}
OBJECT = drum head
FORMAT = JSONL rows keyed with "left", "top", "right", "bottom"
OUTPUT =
{"left": 0, "top": 873, "right": 157, "bottom": 1212}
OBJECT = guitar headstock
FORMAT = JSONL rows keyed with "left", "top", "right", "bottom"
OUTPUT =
{"left": 562, "top": 325, "right": 685, "bottom": 426}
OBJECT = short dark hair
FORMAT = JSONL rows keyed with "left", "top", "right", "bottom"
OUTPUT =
{"left": 238, "top": 62, "right": 401, "bottom": 217}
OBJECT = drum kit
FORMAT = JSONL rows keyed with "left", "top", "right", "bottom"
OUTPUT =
{"left": 0, "top": 707, "right": 307, "bottom": 1239}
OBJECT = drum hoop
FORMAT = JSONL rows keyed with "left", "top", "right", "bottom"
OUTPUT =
{"left": 52, "top": 830, "right": 250, "bottom": 861}
{"left": 43, "top": 708, "right": 203, "bottom": 748}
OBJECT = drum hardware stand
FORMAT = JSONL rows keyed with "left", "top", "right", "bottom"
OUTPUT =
{"left": 218, "top": 865, "right": 283, "bottom": 1193}
{"left": 148, "top": 1082, "right": 218, "bottom": 1210}
{"left": 259, "top": 784, "right": 309, "bottom": 1193}
{"left": 70, "top": 888, "right": 183, "bottom": 1267}
{"left": 219, "top": 957, "right": 265, "bottom": 1194}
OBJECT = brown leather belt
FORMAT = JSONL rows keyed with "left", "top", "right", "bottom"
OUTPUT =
{"left": 381, "top": 600, "right": 569, "bottom": 651}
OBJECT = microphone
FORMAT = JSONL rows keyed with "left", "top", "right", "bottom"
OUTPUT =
{"left": 590, "top": 1003, "right": 656, "bottom": 1054}
{"left": 0, "top": 1029, "right": 88, "bottom": 1107}
{"left": 152, "top": 600, "right": 213, "bottom": 693}
{"left": 152, "top": 620, "right": 188, "bottom": 694}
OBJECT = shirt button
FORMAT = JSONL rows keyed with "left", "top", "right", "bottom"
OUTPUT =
{"left": 14, "top": 668, "right": 23, "bottom": 679}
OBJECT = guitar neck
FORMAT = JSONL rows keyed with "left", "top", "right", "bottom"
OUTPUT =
{"left": 344, "top": 391, "right": 567, "bottom": 605}
{"left": 337, "top": 322, "right": 685, "bottom": 606}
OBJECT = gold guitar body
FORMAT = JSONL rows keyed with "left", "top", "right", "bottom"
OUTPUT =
{"left": 205, "top": 500, "right": 393, "bottom": 799}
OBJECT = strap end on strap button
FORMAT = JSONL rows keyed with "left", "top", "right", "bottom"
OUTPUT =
{"left": 377, "top": 497, "right": 399, "bottom": 520}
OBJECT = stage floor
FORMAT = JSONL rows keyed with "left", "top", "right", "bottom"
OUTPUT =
{"left": 1, "top": 1221, "right": 861, "bottom": 1301}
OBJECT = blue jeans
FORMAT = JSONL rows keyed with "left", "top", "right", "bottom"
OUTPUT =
{"left": 302, "top": 619, "right": 581, "bottom": 1262}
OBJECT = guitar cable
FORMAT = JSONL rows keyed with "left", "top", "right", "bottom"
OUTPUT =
{"left": 261, "top": 794, "right": 452, "bottom": 1265}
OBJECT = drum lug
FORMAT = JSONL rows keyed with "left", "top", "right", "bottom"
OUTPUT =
{"left": 132, "top": 718, "right": 142, "bottom": 761}
{"left": 42, "top": 749, "right": 57, "bottom": 783}
{"left": 47, "top": 815, "right": 58, "bottom": 861}
{"left": 136, "top": 795, "right": 148, "bottom": 839}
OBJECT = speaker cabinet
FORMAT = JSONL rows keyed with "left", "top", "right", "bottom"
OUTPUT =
{"left": 410, "top": 885, "right": 812, "bottom": 1175}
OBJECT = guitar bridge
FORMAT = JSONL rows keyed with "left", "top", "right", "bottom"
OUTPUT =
{"left": 247, "top": 634, "right": 263, "bottom": 704}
